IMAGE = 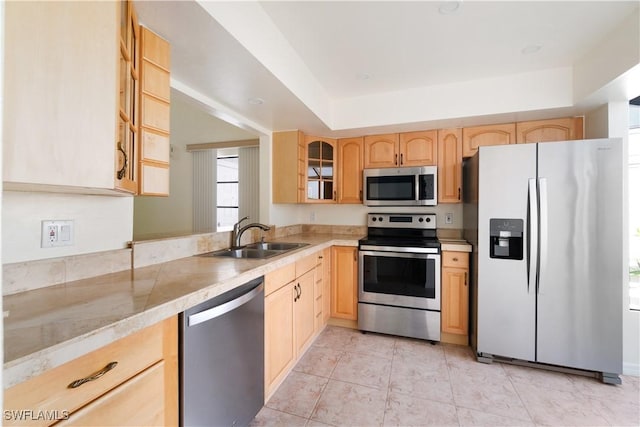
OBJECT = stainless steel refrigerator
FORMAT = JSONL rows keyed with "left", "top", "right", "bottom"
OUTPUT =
{"left": 463, "top": 138, "right": 623, "bottom": 384}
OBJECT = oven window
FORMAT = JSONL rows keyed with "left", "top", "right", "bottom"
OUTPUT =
{"left": 367, "top": 175, "right": 415, "bottom": 200}
{"left": 362, "top": 254, "right": 436, "bottom": 298}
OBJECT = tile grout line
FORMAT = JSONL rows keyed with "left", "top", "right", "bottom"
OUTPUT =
{"left": 442, "top": 346, "right": 463, "bottom": 427}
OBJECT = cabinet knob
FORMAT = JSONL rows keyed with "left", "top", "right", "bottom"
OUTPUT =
{"left": 452, "top": 257, "right": 458, "bottom": 261}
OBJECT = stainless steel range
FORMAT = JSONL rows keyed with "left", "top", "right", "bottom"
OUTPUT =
{"left": 358, "top": 213, "right": 441, "bottom": 341}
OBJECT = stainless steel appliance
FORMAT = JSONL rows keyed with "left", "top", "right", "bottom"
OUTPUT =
{"left": 463, "top": 138, "right": 623, "bottom": 384}
{"left": 358, "top": 213, "right": 441, "bottom": 341}
{"left": 180, "top": 277, "right": 264, "bottom": 426}
{"left": 363, "top": 166, "right": 437, "bottom": 206}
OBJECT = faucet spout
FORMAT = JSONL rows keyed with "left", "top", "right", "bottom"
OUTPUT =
{"left": 230, "top": 217, "right": 271, "bottom": 249}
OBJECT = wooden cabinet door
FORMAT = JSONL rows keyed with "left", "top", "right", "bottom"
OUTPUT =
{"left": 57, "top": 362, "right": 166, "bottom": 427}
{"left": 294, "top": 269, "right": 316, "bottom": 355}
{"left": 273, "top": 131, "right": 304, "bottom": 204}
{"left": 265, "top": 283, "right": 295, "bottom": 395}
{"left": 516, "top": 117, "right": 584, "bottom": 144}
{"left": 441, "top": 267, "right": 469, "bottom": 335}
{"left": 138, "top": 26, "right": 171, "bottom": 196}
{"left": 399, "top": 130, "right": 437, "bottom": 166}
{"left": 364, "top": 134, "right": 399, "bottom": 168}
{"left": 322, "top": 247, "right": 332, "bottom": 325}
{"left": 437, "top": 128, "right": 462, "bottom": 204}
{"left": 331, "top": 246, "right": 358, "bottom": 320}
{"left": 441, "top": 252, "right": 469, "bottom": 336}
{"left": 305, "top": 136, "right": 337, "bottom": 203}
{"left": 337, "top": 137, "right": 363, "bottom": 204}
{"left": 462, "top": 123, "right": 516, "bottom": 158}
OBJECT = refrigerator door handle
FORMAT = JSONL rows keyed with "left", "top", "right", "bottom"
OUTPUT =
{"left": 538, "top": 177, "right": 548, "bottom": 294}
{"left": 527, "top": 178, "right": 538, "bottom": 293}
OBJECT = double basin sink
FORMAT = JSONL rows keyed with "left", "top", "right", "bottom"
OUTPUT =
{"left": 203, "top": 242, "right": 308, "bottom": 259}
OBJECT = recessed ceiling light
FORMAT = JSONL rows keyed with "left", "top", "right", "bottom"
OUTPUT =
{"left": 439, "top": 1, "right": 462, "bottom": 15}
{"left": 248, "top": 97, "right": 264, "bottom": 105}
{"left": 521, "top": 45, "right": 542, "bottom": 55}
{"left": 356, "top": 72, "right": 372, "bottom": 81}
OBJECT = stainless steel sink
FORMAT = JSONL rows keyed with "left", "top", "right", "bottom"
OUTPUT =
{"left": 202, "top": 242, "right": 308, "bottom": 259}
{"left": 205, "top": 248, "right": 281, "bottom": 259}
{"left": 246, "top": 242, "right": 308, "bottom": 251}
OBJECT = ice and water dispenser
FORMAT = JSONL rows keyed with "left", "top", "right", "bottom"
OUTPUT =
{"left": 489, "top": 219, "right": 523, "bottom": 260}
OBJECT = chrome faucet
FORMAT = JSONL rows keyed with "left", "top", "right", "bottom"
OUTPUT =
{"left": 231, "top": 216, "right": 271, "bottom": 249}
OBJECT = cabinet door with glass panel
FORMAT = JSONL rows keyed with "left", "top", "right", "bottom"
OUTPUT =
{"left": 305, "top": 136, "right": 337, "bottom": 203}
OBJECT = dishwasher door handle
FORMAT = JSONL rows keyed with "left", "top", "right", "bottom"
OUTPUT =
{"left": 187, "top": 282, "right": 264, "bottom": 327}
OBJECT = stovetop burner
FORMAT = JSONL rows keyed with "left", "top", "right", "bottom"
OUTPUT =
{"left": 359, "top": 213, "right": 441, "bottom": 252}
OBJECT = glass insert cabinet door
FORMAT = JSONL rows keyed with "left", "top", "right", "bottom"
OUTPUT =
{"left": 306, "top": 136, "right": 337, "bottom": 202}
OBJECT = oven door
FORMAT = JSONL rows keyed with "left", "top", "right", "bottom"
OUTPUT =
{"left": 358, "top": 249, "right": 441, "bottom": 311}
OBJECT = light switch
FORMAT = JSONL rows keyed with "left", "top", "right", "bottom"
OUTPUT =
{"left": 41, "top": 220, "right": 74, "bottom": 248}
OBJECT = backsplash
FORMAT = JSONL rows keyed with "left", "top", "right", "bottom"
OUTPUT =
{"left": 2, "top": 224, "right": 376, "bottom": 294}
{"left": 2, "top": 249, "right": 132, "bottom": 296}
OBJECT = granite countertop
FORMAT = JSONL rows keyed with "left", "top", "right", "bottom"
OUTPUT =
{"left": 3, "top": 233, "right": 360, "bottom": 388}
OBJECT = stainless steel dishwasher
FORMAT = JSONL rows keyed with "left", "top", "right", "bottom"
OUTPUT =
{"left": 180, "top": 277, "right": 264, "bottom": 427}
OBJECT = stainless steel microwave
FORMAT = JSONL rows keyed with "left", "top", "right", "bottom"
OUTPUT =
{"left": 363, "top": 166, "right": 437, "bottom": 206}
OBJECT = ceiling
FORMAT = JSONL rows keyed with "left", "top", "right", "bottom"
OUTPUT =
{"left": 135, "top": 1, "right": 640, "bottom": 139}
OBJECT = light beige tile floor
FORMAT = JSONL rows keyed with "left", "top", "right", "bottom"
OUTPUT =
{"left": 251, "top": 326, "right": 640, "bottom": 427}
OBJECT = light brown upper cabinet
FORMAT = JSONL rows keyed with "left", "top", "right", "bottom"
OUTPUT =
{"left": 437, "top": 129, "right": 463, "bottom": 204}
{"left": 364, "top": 133, "right": 399, "bottom": 168}
{"left": 516, "top": 117, "right": 584, "bottom": 144}
{"left": 364, "top": 131, "right": 437, "bottom": 168}
{"left": 272, "top": 131, "right": 305, "bottom": 204}
{"left": 462, "top": 123, "right": 516, "bottom": 158}
{"left": 337, "top": 137, "right": 364, "bottom": 204}
{"left": 305, "top": 136, "right": 337, "bottom": 203}
{"left": 399, "top": 130, "right": 438, "bottom": 166}
{"left": 115, "top": 0, "right": 139, "bottom": 194}
{"left": 138, "top": 27, "right": 171, "bottom": 196}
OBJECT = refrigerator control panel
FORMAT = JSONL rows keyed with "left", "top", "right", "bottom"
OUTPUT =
{"left": 489, "top": 218, "right": 523, "bottom": 260}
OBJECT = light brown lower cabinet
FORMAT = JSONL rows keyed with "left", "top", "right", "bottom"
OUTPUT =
{"left": 441, "top": 251, "right": 470, "bottom": 345}
{"left": 264, "top": 251, "right": 326, "bottom": 399}
{"left": 3, "top": 317, "right": 178, "bottom": 427}
{"left": 331, "top": 246, "right": 358, "bottom": 321}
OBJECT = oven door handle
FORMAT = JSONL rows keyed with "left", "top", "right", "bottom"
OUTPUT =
{"left": 359, "top": 246, "right": 440, "bottom": 255}
{"left": 359, "top": 249, "right": 439, "bottom": 259}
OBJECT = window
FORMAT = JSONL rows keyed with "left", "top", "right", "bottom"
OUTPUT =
{"left": 629, "top": 99, "right": 640, "bottom": 310}
{"left": 217, "top": 155, "right": 238, "bottom": 232}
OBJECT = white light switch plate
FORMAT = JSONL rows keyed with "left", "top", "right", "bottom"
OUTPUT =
{"left": 41, "top": 220, "right": 74, "bottom": 248}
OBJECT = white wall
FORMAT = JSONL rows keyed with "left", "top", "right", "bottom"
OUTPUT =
{"left": 586, "top": 102, "right": 639, "bottom": 376}
{"left": 2, "top": 192, "right": 133, "bottom": 264}
{"left": 133, "top": 138, "right": 193, "bottom": 239}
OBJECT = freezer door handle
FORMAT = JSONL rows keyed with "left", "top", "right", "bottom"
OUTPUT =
{"left": 538, "top": 177, "right": 548, "bottom": 294}
{"left": 187, "top": 282, "right": 264, "bottom": 326}
{"left": 527, "top": 178, "right": 538, "bottom": 293}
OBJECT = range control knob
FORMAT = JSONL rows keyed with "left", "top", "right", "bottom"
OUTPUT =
{"left": 426, "top": 217, "right": 432, "bottom": 222}
{"left": 378, "top": 217, "right": 384, "bottom": 222}
{"left": 418, "top": 218, "right": 424, "bottom": 222}
{"left": 372, "top": 217, "right": 377, "bottom": 222}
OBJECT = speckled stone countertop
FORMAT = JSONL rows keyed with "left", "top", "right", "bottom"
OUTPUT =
{"left": 3, "top": 233, "right": 360, "bottom": 388}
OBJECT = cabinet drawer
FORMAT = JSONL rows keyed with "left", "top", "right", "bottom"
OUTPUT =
{"left": 296, "top": 253, "right": 317, "bottom": 276}
{"left": 4, "top": 322, "right": 165, "bottom": 427}
{"left": 442, "top": 251, "right": 469, "bottom": 268}
{"left": 265, "top": 263, "right": 296, "bottom": 295}
{"left": 56, "top": 362, "right": 165, "bottom": 427}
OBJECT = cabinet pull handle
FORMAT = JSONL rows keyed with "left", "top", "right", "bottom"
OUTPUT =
{"left": 458, "top": 188, "right": 461, "bottom": 201}
{"left": 334, "top": 191, "right": 337, "bottom": 201}
{"left": 464, "top": 272, "right": 468, "bottom": 286}
{"left": 395, "top": 154, "right": 398, "bottom": 165}
{"left": 298, "top": 283, "right": 302, "bottom": 297}
{"left": 116, "top": 143, "right": 127, "bottom": 180}
{"left": 68, "top": 361, "right": 118, "bottom": 389}
{"left": 400, "top": 153, "right": 404, "bottom": 165}
{"left": 452, "top": 257, "right": 458, "bottom": 262}
{"left": 319, "top": 255, "right": 323, "bottom": 259}
{"left": 359, "top": 190, "right": 363, "bottom": 201}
